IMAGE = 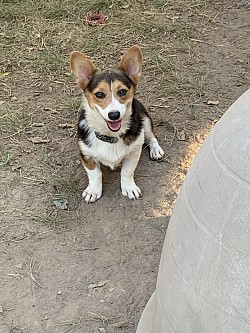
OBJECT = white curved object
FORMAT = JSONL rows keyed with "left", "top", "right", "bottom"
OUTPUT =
{"left": 136, "top": 89, "right": 250, "bottom": 333}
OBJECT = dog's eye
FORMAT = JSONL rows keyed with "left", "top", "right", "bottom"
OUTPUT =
{"left": 118, "top": 89, "right": 127, "bottom": 97}
{"left": 95, "top": 92, "right": 105, "bottom": 99}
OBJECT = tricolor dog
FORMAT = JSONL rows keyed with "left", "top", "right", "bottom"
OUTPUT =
{"left": 70, "top": 45, "right": 164, "bottom": 203}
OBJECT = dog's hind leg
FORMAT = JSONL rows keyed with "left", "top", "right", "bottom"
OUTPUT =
{"left": 143, "top": 116, "right": 164, "bottom": 160}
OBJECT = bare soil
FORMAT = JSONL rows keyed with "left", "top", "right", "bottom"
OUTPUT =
{"left": 0, "top": 1, "right": 249, "bottom": 332}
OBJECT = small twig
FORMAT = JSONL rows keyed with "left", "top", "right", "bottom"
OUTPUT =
{"left": 27, "top": 258, "right": 44, "bottom": 288}
{"left": 22, "top": 176, "right": 45, "bottom": 183}
{"left": 77, "top": 247, "right": 100, "bottom": 251}
{"left": 190, "top": 38, "right": 206, "bottom": 43}
{"left": 147, "top": 222, "right": 166, "bottom": 234}
{"left": 6, "top": 273, "right": 23, "bottom": 277}
{"left": 214, "top": 105, "right": 224, "bottom": 114}
{"left": 151, "top": 104, "right": 170, "bottom": 109}
{"left": 4, "top": 120, "right": 33, "bottom": 140}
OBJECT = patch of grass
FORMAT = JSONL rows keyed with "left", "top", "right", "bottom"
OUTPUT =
{"left": 0, "top": 151, "right": 12, "bottom": 166}
{"left": 62, "top": 318, "right": 83, "bottom": 327}
{"left": 42, "top": 2, "right": 73, "bottom": 19}
{"left": 60, "top": 93, "right": 82, "bottom": 114}
{"left": 153, "top": 0, "right": 211, "bottom": 11}
{"left": 188, "top": 105, "right": 198, "bottom": 120}
{"left": 175, "top": 42, "right": 192, "bottom": 55}
{"left": 0, "top": 0, "right": 114, "bottom": 22}
{"left": 34, "top": 211, "right": 59, "bottom": 229}
{"left": 83, "top": 35, "right": 112, "bottom": 56}
{"left": 54, "top": 317, "right": 84, "bottom": 330}
{"left": 0, "top": 105, "right": 28, "bottom": 136}
{"left": 48, "top": 174, "right": 80, "bottom": 195}
{"left": 152, "top": 55, "right": 179, "bottom": 79}
{"left": 38, "top": 146, "right": 56, "bottom": 168}
{"left": 83, "top": 0, "right": 114, "bottom": 12}
{"left": 33, "top": 49, "right": 67, "bottom": 75}
{"left": 195, "top": 66, "right": 210, "bottom": 96}
{"left": 0, "top": 0, "right": 72, "bottom": 21}
{"left": 88, "top": 311, "right": 111, "bottom": 324}
{"left": 87, "top": 311, "right": 131, "bottom": 328}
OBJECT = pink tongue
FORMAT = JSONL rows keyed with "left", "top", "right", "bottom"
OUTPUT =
{"left": 107, "top": 120, "right": 121, "bottom": 132}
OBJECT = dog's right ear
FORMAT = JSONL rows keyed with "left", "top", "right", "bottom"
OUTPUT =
{"left": 70, "top": 51, "right": 96, "bottom": 90}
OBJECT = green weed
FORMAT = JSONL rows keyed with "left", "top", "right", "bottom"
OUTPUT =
{"left": 0, "top": 151, "right": 12, "bottom": 166}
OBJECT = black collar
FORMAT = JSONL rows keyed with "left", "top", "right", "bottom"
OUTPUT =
{"left": 95, "top": 132, "right": 119, "bottom": 144}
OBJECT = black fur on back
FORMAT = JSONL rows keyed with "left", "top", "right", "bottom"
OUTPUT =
{"left": 77, "top": 108, "right": 92, "bottom": 147}
{"left": 121, "top": 98, "right": 149, "bottom": 145}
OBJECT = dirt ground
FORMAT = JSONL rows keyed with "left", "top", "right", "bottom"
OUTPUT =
{"left": 0, "top": 1, "right": 249, "bottom": 332}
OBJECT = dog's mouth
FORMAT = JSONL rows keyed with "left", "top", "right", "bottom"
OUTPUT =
{"left": 107, "top": 120, "right": 122, "bottom": 132}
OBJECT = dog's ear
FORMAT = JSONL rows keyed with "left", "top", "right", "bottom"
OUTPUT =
{"left": 119, "top": 45, "right": 142, "bottom": 85}
{"left": 70, "top": 51, "right": 96, "bottom": 90}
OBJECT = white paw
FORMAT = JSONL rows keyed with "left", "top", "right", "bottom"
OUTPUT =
{"left": 149, "top": 140, "right": 164, "bottom": 160}
{"left": 82, "top": 186, "right": 102, "bottom": 203}
{"left": 122, "top": 182, "right": 141, "bottom": 200}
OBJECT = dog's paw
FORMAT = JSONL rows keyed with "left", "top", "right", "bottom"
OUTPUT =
{"left": 122, "top": 183, "right": 141, "bottom": 200}
{"left": 82, "top": 186, "right": 102, "bottom": 203}
{"left": 149, "top": 140, "right": 164, "bottom": 160}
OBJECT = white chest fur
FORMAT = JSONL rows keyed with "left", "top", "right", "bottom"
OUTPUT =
{"left": 79, "top": 131, "right": 144, "bottom": 169}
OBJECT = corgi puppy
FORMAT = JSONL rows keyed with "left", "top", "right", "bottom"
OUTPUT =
{"left": 70, "top": 45, "right": 164, "bottom": 203}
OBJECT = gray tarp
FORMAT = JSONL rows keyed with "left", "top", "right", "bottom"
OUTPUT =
{"left": 136, "top": 89, "right": 250, "bottom": 333}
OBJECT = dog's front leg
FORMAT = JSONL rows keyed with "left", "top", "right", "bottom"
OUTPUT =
{"left": 121, "top": 149, "right": 142, "bottom": 200}
{"left": 81, "top": 155, "right": 102, "bottom": 203}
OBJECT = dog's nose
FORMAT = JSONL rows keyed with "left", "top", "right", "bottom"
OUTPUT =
{"left": 108, "top": 111, "right": 120, "bottom": 121}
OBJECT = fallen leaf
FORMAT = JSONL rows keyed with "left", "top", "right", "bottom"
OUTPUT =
{"left": 88, "top": 280, "right": 109, "bottom": 289}
{"left": 177, "top": 129, "right": 186, "bottom": 141}
{"left": 207, "top": 100, "right": 219, "bottom": 106}
{"left": 16, "top": 263, "right": 24, "bottom": 269}
{"left": 0, "top": 72, "right": 10, "bottom": 79}
{"left": 52, "top": 197, "right": 68, "bottom": 210}
{"left": 98, "top": 328, "right": 106, "bottom": 333}
{"left": 29, "top": 137, "right": 50, "bottom": 144}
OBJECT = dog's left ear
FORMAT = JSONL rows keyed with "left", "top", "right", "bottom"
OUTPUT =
{"left": 70, "top": 51, "right": 96, "bottom": 90}
{"left": 119, "top": 45, "right": 142, "bottom": 85}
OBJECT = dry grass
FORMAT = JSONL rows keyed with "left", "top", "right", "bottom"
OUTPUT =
{"left": 0, "top": 0, "right": 216, "bottom": 81}
{"left": 87, "top": 311, "right": 131, "bottom": 329}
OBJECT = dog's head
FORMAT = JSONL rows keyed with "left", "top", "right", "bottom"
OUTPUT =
{"left": 70, "top": 45, "right": 142, "bottom": 133}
